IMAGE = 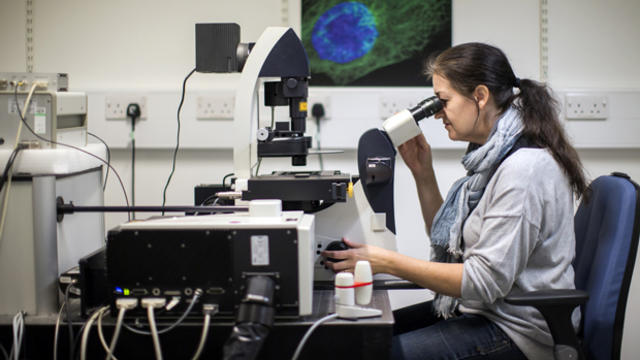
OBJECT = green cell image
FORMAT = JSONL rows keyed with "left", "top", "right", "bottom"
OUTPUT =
{"left": 302, "top": 0, "right": 452, "bottom": 86}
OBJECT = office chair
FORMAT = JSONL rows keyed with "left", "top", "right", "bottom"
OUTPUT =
{"left": 506, "top": 172, "right": 640, "bottom": 360}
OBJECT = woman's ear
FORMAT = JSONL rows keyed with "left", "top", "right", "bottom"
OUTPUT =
{"left": 473, "top": 85, "right": 491, "bottom": 110}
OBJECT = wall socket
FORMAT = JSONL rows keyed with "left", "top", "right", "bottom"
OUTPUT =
{"left": 565, "top": 93, "right": 609, "bottom": 120}
{"left": 105, "top": 95, "right": 147, "bottom": 120}
{"left": 379, "top": 96, "right": 421, "bottom": 120}
{"left": 197, "top": 95, "right": 235, "bottom": 120}
{"left": 307, "top": 95, "right": 332, "bottom": 120}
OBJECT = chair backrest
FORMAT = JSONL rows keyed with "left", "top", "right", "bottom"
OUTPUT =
{"left": 573, "top": 173, "right": 640, "bottom": 360}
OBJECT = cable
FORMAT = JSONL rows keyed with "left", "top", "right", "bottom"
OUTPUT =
{"left": 222, "top": 172, "right": 234, "bottom": 188}
{"left": 12, "top": 87, "right": 131, "bottom": 221}
{"left": 198, "top": 194, "right": 217, "bottom": 206}
{"left": 88, "top": 132, "right": 111, "bottom": 191}
{"left": 122, "top": 289, "right": 202, "bottom": 335}
{"left": 71, "top": 319, "right": 90, "bottom": 359}
{"left": 96, "top": 308, "right": 115, "bottom": 359}
{"left": 10, "top": 311, "right": 25, "bottom": 360}
{"left": 147, "top": 306, "right": 163, "bottom": 360}
{"left": 131, "top": 114, "right": 135, "bottom": 219}
{"left": 311, "top": 103, "right": 326, "bottom": 171}
{"left": 190, "top": 311, "right": 211, "bottom": 360}
{"left": 162, "top": 68, "right": 196, "bottom": 215}
{"left": 104, "top": 307, "right": 125, "bottom": 360}
{"left": 53, "top": 301, "right": 66, "bottom": 360}
{"left": 14, "top": 82, "right": 38, "bottom": 146}
{"left": 290, "top": 313, "right": 338, "bottom": 360}
{"left": 131, "top": 135, "right": 135, "bottom": 219}
{"left": 96, "top": 308, "right": 120, "bottom": 360}
{"left": 254, "top": 158, "right": 262, "bottom": 176}
{"left": 0, "top": 144, "right": 26, "bottom": 192}
{"left": 317, "top": 118, "right": 324, "bottom": 171}
{"left": 103, "top": 298, "right": 137, "bottom": 360}
{"left": 0, "top": 343, "right": 8, "bottom": 360}
{"left": 127, "top": 104, "right": 141, "bottom": 220}
{"left": 80, "top": 306, "right": 109, "bottom": 360}
{"left": 64, "top": 283, "right": 75, "bottom": 360}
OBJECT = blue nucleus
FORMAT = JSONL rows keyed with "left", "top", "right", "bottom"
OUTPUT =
{"left": 311, "top": 2, "right": 378, "bottom": 64}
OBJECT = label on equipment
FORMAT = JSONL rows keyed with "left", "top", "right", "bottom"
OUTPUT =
{"left": 251, "top": 235, "right": 270, "bottom": 266}
{"left": 34, "top": 106, "right": 47, "bottom": 134}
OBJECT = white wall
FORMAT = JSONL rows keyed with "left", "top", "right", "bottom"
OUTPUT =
{"left": 2, "top": 0, "right": 640, "bottom": 357}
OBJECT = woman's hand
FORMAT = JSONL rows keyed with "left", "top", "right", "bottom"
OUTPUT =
{"left": 397, "top": 134, "right": 435, "bottom": 178}
{"left": 323, "top": 238, "right": 464, "bottom": 297}
{"left": 322, "top": 238, "right": 390, "bottom": 274}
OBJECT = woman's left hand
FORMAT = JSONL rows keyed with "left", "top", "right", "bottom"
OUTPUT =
{"left": 322, "top": 238, "right": 390, "bottom": 274}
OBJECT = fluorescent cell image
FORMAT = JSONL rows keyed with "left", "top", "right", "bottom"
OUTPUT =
{"left": 311, "top": 2, "right": 379, "bottom": 64}
{"left": 302, "top": 0, "right": 452, "bottom": 86}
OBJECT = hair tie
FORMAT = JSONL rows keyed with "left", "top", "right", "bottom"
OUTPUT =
{"left": 514, "top": 77, "right": 521, "bottom": 88}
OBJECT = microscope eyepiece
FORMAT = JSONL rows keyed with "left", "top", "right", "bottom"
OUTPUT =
{"left": 382, "top": 95, "right": 444, "bottom": 147}
{"left": 409, "top": 96, "right": 443, "bottom": 121}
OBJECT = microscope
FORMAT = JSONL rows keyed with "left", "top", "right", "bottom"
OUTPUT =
{"left": 191, "top": 23, "right": 443, "bottom": 282}
{"left": 106, "top": 23, "right": 444, "bottom": 321}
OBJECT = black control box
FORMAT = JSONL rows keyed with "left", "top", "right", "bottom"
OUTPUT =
{"left": 106, "top": 226, "right": 301, "bottom": 318}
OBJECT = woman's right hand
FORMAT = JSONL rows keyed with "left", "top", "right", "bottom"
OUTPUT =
{"left": 397, "top": 134, "right": 435, "bottom": 178}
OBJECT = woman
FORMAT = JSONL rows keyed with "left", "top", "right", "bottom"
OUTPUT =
{"left": 322, "top": 43, "right": 587, "bottom": 359}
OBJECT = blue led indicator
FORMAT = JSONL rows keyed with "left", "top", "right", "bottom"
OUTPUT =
{"left": 115, "top": 287, "right": 123, "bottom": 294}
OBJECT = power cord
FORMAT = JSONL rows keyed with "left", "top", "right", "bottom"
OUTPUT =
{"left": 0, "top": 143, "right": 27, "bottom": 192}
{"left": 80, "top": 305, "right": 110, "bottom": 360}
{"left": 311, "top": 103, "right": 325, "bottom": 171}
{"left": 141, "top": 298, "right": 167, "bottom": 360}
{"left": 222, "top": 172, "right": 234, "bottom": 188}
{"left": 162, "top": 68, "right": 196, "bottom": 215}
{"left": 191, "top": 304, "right": 218, "bottom": 360}
{"left": 97, "top": 308, "right": 120, "bottom": 360}
{"left": 87, "top": 132, "right": 111, "bottom": 191}
{"left": 8, "top": 311, "right": 25, "bottom": 360}
{"left": 53, "top": 299, "right": 66, "bottom": 360}
{"left": 0, "top": 343, "right": 8, "bottom": 360}
{"left": 95, "top": 298, "right": 137, "bottom": 360}
{"left": 290, "top": 313, "right": 338, "bottom": 360}
{"left": 127, "top": 103, "right": 141, "bottom": 220}
{"left": 64, "top": 281, "right": 76, "bottom": 360}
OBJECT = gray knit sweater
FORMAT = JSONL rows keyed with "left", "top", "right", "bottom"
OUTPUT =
{"left": 458, "top": 148, "right": 579, "bottom": 360}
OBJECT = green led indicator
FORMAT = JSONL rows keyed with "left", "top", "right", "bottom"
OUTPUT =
{"left": 124, "top": 288, "right": 130, "bottom": 296}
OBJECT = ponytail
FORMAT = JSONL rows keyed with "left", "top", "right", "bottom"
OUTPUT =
{"left": 516, "top": 79, "right": 588, "bottom": 197}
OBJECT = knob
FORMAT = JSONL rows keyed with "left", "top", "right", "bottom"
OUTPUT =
{"left": 325, "top": 240, "right": 349, "bottom": 262}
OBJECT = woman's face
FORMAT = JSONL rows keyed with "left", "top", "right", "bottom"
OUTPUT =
{"left": 433, "top": 74, "right": 490, "bottom": 144}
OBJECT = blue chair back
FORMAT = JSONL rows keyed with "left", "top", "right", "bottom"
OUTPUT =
{"left": 573, "top": 173, "right": 640, "bottom": 360}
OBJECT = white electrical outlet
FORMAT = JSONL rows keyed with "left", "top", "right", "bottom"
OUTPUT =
{"left": 105, "top": 95, "right": 147, "bottom": 120}
{"left": 379, "top": 96, "right": 421, "bottom": 120}
{"left": 197, "top": 95, "right": 235, "bottom": 120}
{"left": 565, "top": 93, "right": 609, "bottom": 120}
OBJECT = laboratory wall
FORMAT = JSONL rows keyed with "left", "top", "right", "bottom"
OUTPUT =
{"left": 2, "top": 0, "right": 640, "bottom": 358}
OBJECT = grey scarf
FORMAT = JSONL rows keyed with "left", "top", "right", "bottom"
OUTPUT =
{"left": 430, "top": 106, "right": 524, "bottom": 318}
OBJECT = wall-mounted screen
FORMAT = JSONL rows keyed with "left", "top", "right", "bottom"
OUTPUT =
{"left": 302, "top": 0, "right": 452, "bottom": 86}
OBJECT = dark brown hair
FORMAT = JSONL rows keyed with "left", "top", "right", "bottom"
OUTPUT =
{"left": 426, "top": 42, "right": 587, "bottom": 198}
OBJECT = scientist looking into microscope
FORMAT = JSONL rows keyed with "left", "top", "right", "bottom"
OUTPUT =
{"left": 322, "top": 43, "right": 587, "bottom": 359}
